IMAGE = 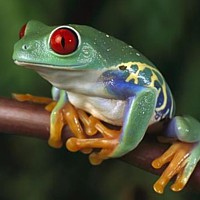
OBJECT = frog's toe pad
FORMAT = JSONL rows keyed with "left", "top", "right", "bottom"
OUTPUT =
{"left": 66, "top": 137, "right": 81, "bottom": 152}
{"left": 171, "top": 179, "right": 185, "bottom": 192}
{"left": 153, "top": 172, "right": 187, "bottom": 194}
{"left": 89, "top": 152, "right": 104, "bottom": 165}
{"left": 89, "top": 148, "right": 113, "bottom": 165}
{"left": 66, "top": 138, "right": 93, "bottom": 154}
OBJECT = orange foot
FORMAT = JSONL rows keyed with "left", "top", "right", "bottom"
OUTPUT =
{"left": 41, "top": 99, "right": 94, "bottom": 154}
{"left": 13, "top": 93, "right": 91, "bottom": 152}
{"left": 152, "top": 141, "right": 197, "bottom": 194}
{"left": 67, "top": 109, "right": 121, "bottom": 165}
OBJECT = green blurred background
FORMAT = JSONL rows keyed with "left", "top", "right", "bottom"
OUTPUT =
{"left": 0, "top": 0, "right": 200, "bottom": 199}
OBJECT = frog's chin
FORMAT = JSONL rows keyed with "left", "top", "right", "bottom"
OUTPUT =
{"left": 14, "top": 60, "right": 87, "bottom": 71}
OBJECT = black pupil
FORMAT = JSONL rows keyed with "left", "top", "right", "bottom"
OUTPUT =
{"left": 61, "top": 37, "right": 65, "bottom": 48}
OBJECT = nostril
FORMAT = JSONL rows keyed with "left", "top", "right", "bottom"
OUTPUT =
{"left": 22, "top": 44, "right": 28, "bottom": 50}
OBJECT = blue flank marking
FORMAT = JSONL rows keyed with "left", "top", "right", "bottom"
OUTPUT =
{"left": 100, "top": 68, "right": 174, "bottom": 120}
{"left": 100, "top": 70, "right": 143, "bottom": 99}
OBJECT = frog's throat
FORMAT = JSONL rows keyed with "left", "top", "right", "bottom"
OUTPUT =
{"left": 14, "top": 60, "right": 108, "bottom": 98}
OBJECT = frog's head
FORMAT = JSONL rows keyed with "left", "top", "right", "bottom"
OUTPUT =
{"left": 12, "top": 20, "right": 151, "bottom": 96}
{"left": 13, "top": 20, "right": 147, "bottom": 70}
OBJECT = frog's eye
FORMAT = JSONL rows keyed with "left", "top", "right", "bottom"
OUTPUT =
{"left": 50, "top": 27, "right": 79, "bottom": 55}
{"left": 19, "top": 24, "right": 27, "bottom": 39}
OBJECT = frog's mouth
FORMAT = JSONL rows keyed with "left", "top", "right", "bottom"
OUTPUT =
{"left": 14, "top": 60, "right": 87, "bottom": 71}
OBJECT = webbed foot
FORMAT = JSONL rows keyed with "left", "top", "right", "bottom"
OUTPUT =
{"left": 66, "top": 110, "right": 121, "bottom": 165}
{"left": 152, "top": 141, "right": 200, "bottom": 194}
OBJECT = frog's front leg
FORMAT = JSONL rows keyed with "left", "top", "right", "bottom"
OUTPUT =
{"left": 152, "top": 116, "right": 200, "bottom": 193}
{"left": 13, "top": 93, "right": 53, "bottom": 104}
{"left": 47, "top": 89, "right": 67, "bottom": 148}
{"left": 66, "top": 88, "right": 157, "bottom": 165}
{"left": 47, "top": 89, "right": 90, "bottom": 149}
{"left": 13, "top": 88, "right": 89, "bottom": 149}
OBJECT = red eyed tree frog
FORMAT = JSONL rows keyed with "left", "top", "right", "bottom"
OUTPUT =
{"left": 12, "top": 20, "right": 200, "bottom": 194}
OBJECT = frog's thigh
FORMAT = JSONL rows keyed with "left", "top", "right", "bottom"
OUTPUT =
{"left": 111, "top": 88, "right": 157, "bottom": 157}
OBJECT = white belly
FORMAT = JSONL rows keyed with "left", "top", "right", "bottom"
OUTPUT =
{"left": 67, "top": 92, "right": 126, "bottom": 126}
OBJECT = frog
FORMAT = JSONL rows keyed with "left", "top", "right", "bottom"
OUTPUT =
{"left": 12, "top": 20, "right": 200, "bottom": 194}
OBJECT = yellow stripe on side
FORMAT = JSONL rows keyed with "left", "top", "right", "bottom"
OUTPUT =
{"left": 116, "top": 62, "right": 168, "bottom": 113}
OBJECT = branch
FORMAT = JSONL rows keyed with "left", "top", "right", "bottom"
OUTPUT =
{"left": 0, "top": 97, "right": 200, "bottom": 191}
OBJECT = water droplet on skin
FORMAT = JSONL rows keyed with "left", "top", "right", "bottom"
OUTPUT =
{"left": 129, "top": 45, "right": 133, "bottom": 48}
{"left": 107, "top": 48, "right": 111, "bottom": 52}
{"left": 106, "top": 34, "right": 110, "bottom": 38}
{"left": 136, "top": 53, "right": 140, "bottom": 56}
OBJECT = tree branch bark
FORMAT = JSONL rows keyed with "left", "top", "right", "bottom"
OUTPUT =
{"left": 0, "top": 97, "right": 200, "bottom": 191}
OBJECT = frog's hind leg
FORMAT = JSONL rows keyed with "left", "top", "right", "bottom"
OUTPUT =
{"left": 66, "top": 88, "right": 157, "bottom": 165}
{"left": 152, "top": 116, "right": 200, "bottom": 194}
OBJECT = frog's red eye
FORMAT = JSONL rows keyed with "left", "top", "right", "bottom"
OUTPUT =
{"left": 19, "top": 24, "right": 27, "bottom": 39}
{"left": 50, "top": 27, "right": 79, "bottom": 55}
